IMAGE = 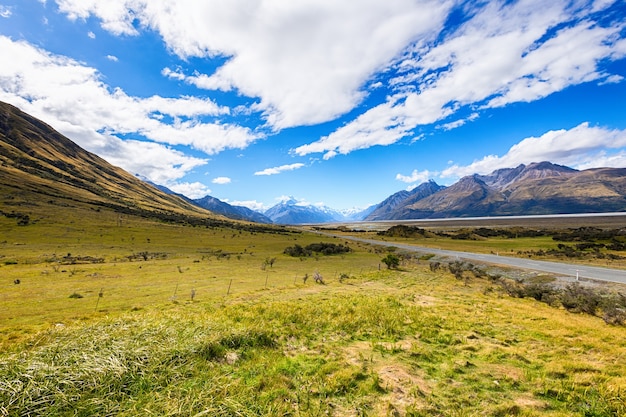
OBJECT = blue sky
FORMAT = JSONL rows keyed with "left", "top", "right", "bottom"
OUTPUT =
{"left": 0, "top": 0, "right": 625, "bottom": 211}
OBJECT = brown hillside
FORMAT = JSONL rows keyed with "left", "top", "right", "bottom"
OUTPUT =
{"left": 0, "top": 101, "right": 218, "bottom": 219}
{"left": 376, "top": 162, "right": 626, "bottom": 219}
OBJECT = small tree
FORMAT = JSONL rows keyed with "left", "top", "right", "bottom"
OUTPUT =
{"left": 381, "top": 254, "right": 400, "bottom": 269}
{"left": 265, "top": 257, "right": 277, "bottom": 268}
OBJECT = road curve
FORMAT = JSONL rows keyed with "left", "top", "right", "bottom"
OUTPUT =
{"left": 320, "top": 233, "right": 626, "bottom": 286}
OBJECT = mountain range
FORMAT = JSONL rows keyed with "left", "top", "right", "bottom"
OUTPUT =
{"left": 1, "top": 101, "right": 625, "bottom": 225}
{"left": 367, "top": 162, "right": 626, "bottom": 220}
{"left": 262, "top": 197, "right": 376, "bottom": 224}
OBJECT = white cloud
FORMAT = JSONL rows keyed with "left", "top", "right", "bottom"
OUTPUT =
{"left": 0, "top": 36, "right": 261, "bottom": 183}
{"left": 441, "top": 123, "right": 626, "bottom": 179}
{"left": 212, "top": 176, "right": 231, "bottom": 185}
{"left": 295, "top": 0, "right": 626, "bottom": 158}
{"left": 0, "top": 5, "right": 12, "bottom": 18}
{"left": 226, "top": 199, "right": 266, "bottom": 211}
{"left": 166, "top": 182, "right": 211, "bottom": 199}
{"left": 254, "top": 163, "right": 305, "bottom": 176}
{"left": 52, "top": 123, "right": 208, "bottom": 184}
{"left": 52, "top": 0, "right": 454, "bottom": 129}
{"left": 574, "top": 152, "right": 626, "bottom": 170}
{"left": 87, "top": 31, "right": 96, "bottom": 39}
{"left": 438, "top": 113, "right": 479, "bottom": 131}
{"left": 161, "top": 67, "right": 186, "bottom": 81}
{"left": 396, "top": 169, "right": 434, "bottom": 184}
{"left": 55, "top": 0, "right": 140, "bottom": 35}
{"left": 105, "top": 54, "right": 118, "bottom": 61}
{"left": 599, "top": 74, "right": 624, "bottom": 85}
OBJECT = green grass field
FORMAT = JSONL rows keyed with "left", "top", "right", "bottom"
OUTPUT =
{"left": 1, "top": 207, "right": 625, "bottom": 416}
{"left": 321, "top": 224, "right": 626, "bottom": 270}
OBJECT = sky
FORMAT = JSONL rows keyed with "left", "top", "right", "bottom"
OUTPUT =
{"left": 0, "top": 0, "right": 625, "bottom": 212}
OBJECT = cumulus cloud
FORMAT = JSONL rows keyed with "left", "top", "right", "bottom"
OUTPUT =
{"left": 167, "top": 182, "right": 212, "bottom": 199}
{"left": 52, "top": 123, "right": 208, "bottom": 184}
{"left": 226, "top": 199, "right": 266, "bottom": 211}
{"left": 295, "top": 0, "right": 626, "bottom": 158}
{"left": 396, "top": 169, "right": 435, "bottom": 184}
{"left": 105, "top": 54, "right": 118, "bottom": 61}
{"left": 52, "top": 0, "right": 454, "bottom": 129}
{"left": 441, "top": 123, "right": 626, "bottom": 178}
{"left": 212, "top": 176, "right": 231, "bottom": 185}
{"left": 254, "top": 163, "right": 305, "bottom": 176}
{"left": 0, "top": 35, "right": 260, "bottom": 185}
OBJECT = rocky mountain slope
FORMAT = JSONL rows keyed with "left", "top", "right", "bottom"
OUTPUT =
{"left": 366, "top": 180, "right": 445, "bottom": 221}
{"left": 367, "top": 162, "right": 626, "bottom": 220}
{"left": 148, "top": 180, "right": 273, "bottom": 224}
{"left": 194, "top": 195, "right": 273, "bottom": 224}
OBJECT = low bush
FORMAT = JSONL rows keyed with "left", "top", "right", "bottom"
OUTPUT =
{"left": 284, "top": 242, "right": 351, "bottom": 257}
{"left": 499, "top": 279, "right": 626, "bottom": 325}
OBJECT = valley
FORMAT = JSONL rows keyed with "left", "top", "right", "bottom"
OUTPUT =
{"left": 2, "top": 206, "right": 626, "bottom": 416}
{"left": 1, "top": 101, "right": 626, "bottom": 416}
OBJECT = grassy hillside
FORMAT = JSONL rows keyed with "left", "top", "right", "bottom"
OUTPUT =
{"left": 0, "top": 101, "right": 217, "bottom": 218}
{"left": 1, "top": 210, "right": 625, "bottom": 416}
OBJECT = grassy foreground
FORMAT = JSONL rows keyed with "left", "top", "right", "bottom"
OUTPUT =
{"left": 1, "top": 210, "right": 626, "bottom": 416}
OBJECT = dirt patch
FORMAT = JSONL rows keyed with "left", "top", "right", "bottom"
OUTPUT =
{"left": 343, "top": 340, "right": 431, "bottom": 415}
{"left": 344, "top": 341, "right": 371, "bottom": 366}
{"left": 413, "top": 295, "right": 438, "bottom": 307}
{"left": 514, "top": 395, "right": 548, "bottom": 411}
{"left": 375, "top": 364, "right": 430, "bottom": 416}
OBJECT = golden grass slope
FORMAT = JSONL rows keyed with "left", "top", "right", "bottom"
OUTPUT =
{"left": 0, "top": 101, "right": 216, "bottom": 218}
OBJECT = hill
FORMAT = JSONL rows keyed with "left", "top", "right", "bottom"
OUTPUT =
{"left": 0, "top": 101, "right": 222, "bottom": 222}
{"left": 367, "top": 162, "right": 626, "bottom": 220}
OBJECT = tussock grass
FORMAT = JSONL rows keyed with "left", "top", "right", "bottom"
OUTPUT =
{"left": 2, "top": 265, "right": 625, "bottom": 416}
{"left": 2, "top": 209, "right": 626, "bottom": 415}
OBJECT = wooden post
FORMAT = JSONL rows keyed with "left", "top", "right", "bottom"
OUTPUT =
{"left": 95, "top": 288, "right": 103, "bottom": 311}
{"left": 227, "top": 279, "right": 233, "bottom": 295}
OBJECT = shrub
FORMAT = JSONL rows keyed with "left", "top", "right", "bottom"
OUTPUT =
{"left": 561, "top": 283, "right": 602, "bottom": 315}
{"left": 429, "top": 261, "right": 441, "bottom": 272}
{"left": 381, "top": 254, "right": 400, "bottom": 269}
{"left": 447, "top": 260, "right": 467, "bottom": 280}
{"left": 283, "top": 244, "right": 310, "bottom": 257}
{"left": 377, "top": 225, "right": 428, "bottom": 238}
{"left": 603, "top": 306, "right": 626, "bottom": 326}
{"left": 284, "top": 242, "right": 351, "bottom": 257}
{"left": 601, "top": 292, "right": 626, "bottom": 325}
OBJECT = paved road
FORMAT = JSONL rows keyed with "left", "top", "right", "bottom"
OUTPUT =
{"left": 321, "top": 233, "right": 626, "bottom": 285}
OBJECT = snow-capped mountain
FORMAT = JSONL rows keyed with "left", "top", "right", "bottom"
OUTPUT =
{"left": 264, "top": 197, "right": 372, "bottom": 224}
